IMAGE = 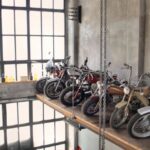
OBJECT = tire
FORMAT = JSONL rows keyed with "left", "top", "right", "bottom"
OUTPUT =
{"left": 128, "top": 112, "right": 150, "bottom": 138}
{"left": 81, "top": 96, "right": 99, "bottom": 116}
{"left": 44, "top": 80, "right": 65, "bottom": 99}
{"left": 60, "top": 86, "right": 84, "bottom": 106}
{"left": 36, "top": 77, "right": 50, "bottom": 93}
{"left": 110, "top": 106, "right": 127, "bottom": 129}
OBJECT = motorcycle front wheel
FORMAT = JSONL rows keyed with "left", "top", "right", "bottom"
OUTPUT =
{"left": 36, "top": 77, "right": 50, "bottom": 93}
{"left": 60, "top": 86, "right": 84, "bottom": 106}
{"left": 81, "top": 96, "right": 99, "bottom": 116}
{"left": 110, "top": 106, "right": 128, "bottom": 129}
{"left": 128, "top": 112, "right": 150, "bottom": 138}
{"left": 44, "top": 80, "right": 65, "bottom": 99}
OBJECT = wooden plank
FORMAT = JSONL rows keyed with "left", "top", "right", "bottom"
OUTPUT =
{"left": 0, "top": 81, "right": 36, "bottom": 100}
{"left": 36, "top": 94, "right": 150, "bottom": 150}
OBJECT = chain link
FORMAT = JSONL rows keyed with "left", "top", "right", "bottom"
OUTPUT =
{"left": 99, "top": 0, "right": 107, "bottom": 149}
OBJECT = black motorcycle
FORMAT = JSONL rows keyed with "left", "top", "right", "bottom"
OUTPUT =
{"left": 44, "top": 57, "right": 89, "bottom": 99}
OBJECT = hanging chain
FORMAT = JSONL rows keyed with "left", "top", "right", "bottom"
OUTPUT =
{"left": 99, "top": 0, "right": 107, "bottom": 149}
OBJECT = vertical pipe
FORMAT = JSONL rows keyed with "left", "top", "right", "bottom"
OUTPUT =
{"left": 138, "top": 0, "right": 146, "bottom": 76}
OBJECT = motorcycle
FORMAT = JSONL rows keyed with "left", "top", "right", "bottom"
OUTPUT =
{"left": 44, "top": 57, "right": 89, "bottom": 99}
{"left": 110, "top": 71, "right": 150, "bottom": 129}
{"left": 81, "top": 79, "right": 124, "bottom": 116}
{"left": 35, "top": 55, "right": 70, "bottom": 93}
{"left": 127, "top": 106, "right": 150, "bottom": 138}
{"left": 60, "top": 67, "right": 104, "bottom": 106}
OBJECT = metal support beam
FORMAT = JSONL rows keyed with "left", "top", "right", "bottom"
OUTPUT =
{"left": 138, "top": 0, "right": 146, "bottom": 76}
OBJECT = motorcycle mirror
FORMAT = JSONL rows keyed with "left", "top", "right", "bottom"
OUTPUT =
{"left": 84, "top": 57, "right": 88, "bottom": 65}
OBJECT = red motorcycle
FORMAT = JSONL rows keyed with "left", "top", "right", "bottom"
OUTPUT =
{"left": 59, "top": 69, "right": 102, "bottom": 106}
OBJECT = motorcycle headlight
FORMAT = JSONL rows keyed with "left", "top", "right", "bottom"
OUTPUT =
{"left": 97, "top": 81, "right": 103, "bottom": 89}
{"left": 123, "top": 86, "right": 130, "bottom": 95}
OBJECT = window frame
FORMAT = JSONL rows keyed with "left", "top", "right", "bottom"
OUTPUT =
{"left": 0, "top": 0, "right": 67, "bottom": 81}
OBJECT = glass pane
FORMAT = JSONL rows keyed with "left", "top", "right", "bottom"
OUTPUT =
{"left": 45, "top": 147, "right": 55, "bottom": 150}
{"left": 7, "top": 103, "right": 17, "bottom": 126}
{"left": 17, "top": 64, "right": 28, "bottom": 81}
{"left": 3, "top": 36, "right": 15, "bottom": 61}
{"left": 2, "top": 0, "right": 13, "bottom": 6}
{"left": 42, "top": 12, "right": 53, "bottom": 35}
{"left": 19, "top": 126, "right": 30, "bottom": 149}
{"left": 30, "top": 0, "right": 41, "bottom": 8}
{"left": 30, "top": 11, "right": 41, "bottom": 35}
{"left": 31, "top": 63, "right": 42, "bottom": 79}
{"left": 16, "top": 10, "right": 27, "bottom": 34}
{"left": 43, "top": 37, "right": 53, "bottom": 59}
{"left": 56, "top": 145, "right": 65, "bottom": 150}
{"left": 0, "top": 130, "right": 4, "bottom": 147}
{"left": 33, "top": 124, "right": 43, "bottom": 147}
{"left": 4, "top": 65, "right": 16, "bottom": 81}
{"left": 0, "top": 105, "right": 2, "bottom": 127}
{"left": 2, "top": 10, "right": 14, "bottom": 34}
{"left": 44, "top": 123, "right": 54, "bottom": 145}
{"left": 30, "top": 36, "right": 41, "bottom": 60}
{"left": 16, "top": 36, "right": 27, "bottom": 60}
{"left": 54, "top": 0, "right": 64, "bottom": 9}
{"left": 15, "top": 0, "right": 26, "bottom": 6}
{"left": 7, "top": 128, "right": 18, "bottom": 150}
{"left": 54, "top": 13, "right": 64, "bottom": 35}
{"left": 42, "top": 0, "right": 52, "bottom": 9}
{"left": 56, "top": 121, "right": 65, "bottom": 142}
{"left": 18, "top": 102, "right": 29, "bottom": 124}
{"left": 33, "top": 101, "right": 43, "bottom": 122}
{"left": 44, "top": 105, "right": 54, "bottom": 120}
{"left": 55, "top": 111, "right": 64, "bottom": 118}
{"left": 54, "top": 37, "right": 64, "bottom": 59}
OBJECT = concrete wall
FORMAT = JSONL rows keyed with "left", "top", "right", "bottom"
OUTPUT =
{"left": 144, "top": 0, "right": 150, "bottom": 72}
{"left": 67, "top": 0, "right": 145, "bottom": 80}
{"left": 66, "top": 0, "right": 149, "bottom": 150}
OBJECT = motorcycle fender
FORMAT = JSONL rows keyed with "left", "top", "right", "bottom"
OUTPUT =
{"left": 46, "top": 77, "right": 59, "bottom": 84}
{"left": 115, "top": 101, "right": 128, "bottom": 109}
{"left": 138, "top": 106, "right": 150, "bottom": 115}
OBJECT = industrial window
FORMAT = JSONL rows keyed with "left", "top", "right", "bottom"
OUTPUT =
{"left": 0, "top": 0, "right": 65, "bottom": 81}
{"left": 0, "top": 99, "right": 66, "bottom": 150}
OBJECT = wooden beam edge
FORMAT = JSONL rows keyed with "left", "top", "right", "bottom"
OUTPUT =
{"left": 36, "top": 94, "right": 142, "bottom": 150}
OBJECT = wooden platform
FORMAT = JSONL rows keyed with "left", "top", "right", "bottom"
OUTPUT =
{"left": 36, "top": 94, "right": 150, "bottom": 150}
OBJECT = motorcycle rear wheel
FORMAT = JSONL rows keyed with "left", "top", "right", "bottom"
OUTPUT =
{"left": 128, "top": 112, "right": 150, "bottom": 138}
{"left": 110, "top": 106, "right": 127, "bottom": 129}
{"left": 60, "top": 86, "right": 84, "bottom": 106}
{"left": 44, "top": 80, "right": 65, "bottom": 99}
{"left": 81, "top": 96, "right": 99, "bottom": 116}
{"left": 36, "top": 77, "right": 50, "bottom": 93}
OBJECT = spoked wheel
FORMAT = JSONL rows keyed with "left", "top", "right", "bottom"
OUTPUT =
{"left": 60, "top": 86, "right": 84, "bottom": 106}
{"left": 44, "top": 80, "right": 65, "bottom": 99}
{"left": 36, "top": 77, "right": 50, "bottom": 93}
{"left": 82, "top": 96, "right": 99, "bottom": 116}
{"left": 128, "top": 113, "right": 150, "bottom": 138}
{"left": 110, "top": 106, "right": 128, "bottom": 129}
